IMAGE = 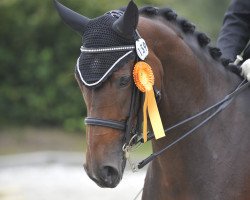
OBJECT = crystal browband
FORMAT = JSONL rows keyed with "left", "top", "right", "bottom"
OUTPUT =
{"left": 80, "top": 45, "right": 135, "bottom": 53}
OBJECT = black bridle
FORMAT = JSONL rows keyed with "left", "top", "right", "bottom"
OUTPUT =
{"left": 82, "top": 44, "right": 250, "bottom": 171}
{"left": 85, "top": 117, "right": 126, "bottom": 131}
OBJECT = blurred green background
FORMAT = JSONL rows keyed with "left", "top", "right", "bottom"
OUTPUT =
{"left": 0, "top": 0, "right": 230, "bottom": 152}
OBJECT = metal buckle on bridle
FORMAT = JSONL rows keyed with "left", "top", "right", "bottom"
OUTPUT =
{"left": 122, "top": 134, "right": 143, "bottom": 172}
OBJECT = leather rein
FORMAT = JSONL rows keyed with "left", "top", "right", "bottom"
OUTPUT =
{"left": 137, "top": 79, "right": 249, "bottom": 169}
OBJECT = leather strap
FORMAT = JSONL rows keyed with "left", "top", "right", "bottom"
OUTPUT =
{"left": 85, "top": 117, "right": 126, "bottom": 131}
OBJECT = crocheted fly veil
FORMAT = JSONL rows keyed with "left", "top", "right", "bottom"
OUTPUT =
{"left": 76, "top": 11, "right": 136, "bottom": 88}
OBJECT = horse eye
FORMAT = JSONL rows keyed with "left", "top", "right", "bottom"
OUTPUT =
{"left": 119, "top": 76, "right": 131, "bottom": 87}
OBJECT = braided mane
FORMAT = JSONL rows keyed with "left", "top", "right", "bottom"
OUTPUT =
{"left": 138, "top": 6, "right": 233, "bottom": 69}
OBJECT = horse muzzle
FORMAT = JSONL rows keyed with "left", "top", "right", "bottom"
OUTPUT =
{"left": 84, "top": 160, "right": 125, "bottom": 188}
{"left": 83, "top": 124, "right": 127, "bottom": 188}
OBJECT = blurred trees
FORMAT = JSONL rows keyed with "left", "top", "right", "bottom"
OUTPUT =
{"left": 0, "top": 0, "right": 230, "bottom": 131}
{"left": 0, "top": 0, "right": 85, "bottom": 131}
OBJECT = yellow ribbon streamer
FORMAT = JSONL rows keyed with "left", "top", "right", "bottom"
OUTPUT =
{"left": 133, "top": 61, "right": 165, "bottom": 142}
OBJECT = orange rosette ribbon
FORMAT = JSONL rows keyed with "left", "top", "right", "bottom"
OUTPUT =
{"left": 133, "top": 61, "right": 165, "bottom": 142}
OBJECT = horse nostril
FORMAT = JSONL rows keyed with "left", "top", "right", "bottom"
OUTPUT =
{"left": 100, "top": 166, "right": 119, "bottom": 188}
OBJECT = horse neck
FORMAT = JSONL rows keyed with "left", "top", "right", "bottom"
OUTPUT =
{"left": 140, "top": 16, "right": 250, "bottom": 200}
{"left": 138, "top": 16, "right": 241, "bottom": 147}
{"left": 146, "top": 57, "right": 247, "bottom": 199}
{"left": 154, "top": 33, "right": 241, "bottom": 132}
{"left": 145, "top": 26, "right": 243, "bottom": 193}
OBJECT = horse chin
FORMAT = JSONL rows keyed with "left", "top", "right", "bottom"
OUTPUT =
{"left": 96, "top": 175, "right": 121, "bottom": 188}
{"left": 84, "top": 157, "right": 126, "bottom": 188}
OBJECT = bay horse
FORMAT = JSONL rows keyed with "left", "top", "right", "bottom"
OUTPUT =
{"left": 54, "top": 0, "right": 250, "bottom": 199}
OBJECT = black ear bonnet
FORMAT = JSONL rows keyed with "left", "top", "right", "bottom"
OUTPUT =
{"left": 76, "top": 11, "right": 137, "bottom": 88}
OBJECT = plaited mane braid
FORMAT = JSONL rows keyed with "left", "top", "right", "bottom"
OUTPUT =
{"left": 195, "top": 31, "right": 211, "bottom": 47}
{"left": 139, "top": 6, "right": 234, "bottom": 69}
{"left": 139, "top": 6, "right": 159, "bottom": 16}
{"left": 158, "top": 7, "right": 177, "bottom": 21}
{"left": 176, "top": 18, "right": 196, "bottom": 33}
{"left": 209, "top": 47, "right": 222, "bottom": 60}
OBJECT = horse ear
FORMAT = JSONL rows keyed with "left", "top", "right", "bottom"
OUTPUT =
{"left": 53, "top": 0, "right": 90, "bottom": 36}
{"left": 112, "top": 1, "right": 139, "bottom": 39}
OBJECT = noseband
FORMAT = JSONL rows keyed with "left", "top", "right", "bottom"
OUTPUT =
{"left": 85, "top": 117, "right": 126, "bottom": 131}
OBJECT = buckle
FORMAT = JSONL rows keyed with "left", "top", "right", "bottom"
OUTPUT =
{"left": 122, "top": 134, "right": 142, "bottom": 172}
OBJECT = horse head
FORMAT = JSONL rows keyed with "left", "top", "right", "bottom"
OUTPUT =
{"left": 54, "top": 0, "right": 161, "bottom": 188}
{"left": 54, "top": 0, "right": 204, "bottom": 188}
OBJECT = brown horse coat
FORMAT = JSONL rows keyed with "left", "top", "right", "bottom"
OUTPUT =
{"left": 54, "top": 1, "right": 250, "bottom": 199}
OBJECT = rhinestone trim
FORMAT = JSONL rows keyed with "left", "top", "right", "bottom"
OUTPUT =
{"left": 80, "top": 45, "right": 135, "bottom": 53}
